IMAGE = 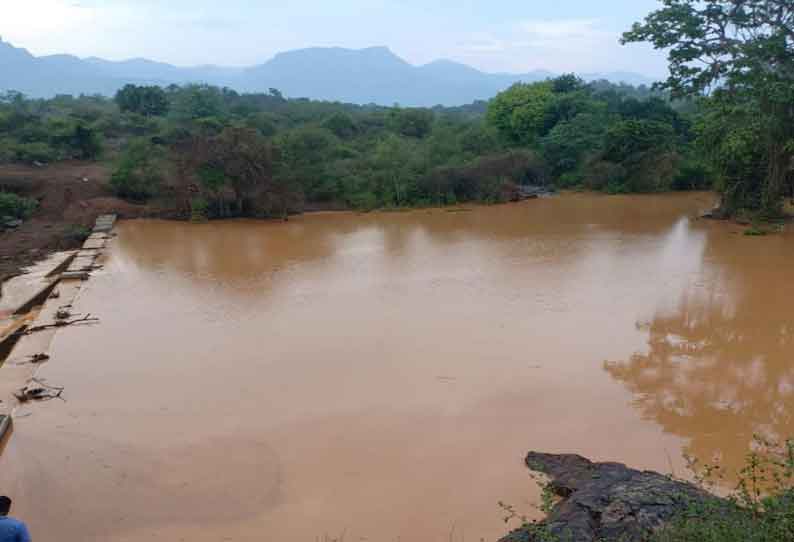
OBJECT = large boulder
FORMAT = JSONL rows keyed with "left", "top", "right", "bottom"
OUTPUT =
{"left": 501, "top": 452, "right": 720, "bottom": 542}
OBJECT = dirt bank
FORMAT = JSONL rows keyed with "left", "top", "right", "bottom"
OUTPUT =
{"left": 0, "top": 162, "right": 147, "bottom": 284}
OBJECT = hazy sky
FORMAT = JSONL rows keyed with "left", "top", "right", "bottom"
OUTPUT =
{"left": 1, "top": 0, "right": 669, "bottom": 75}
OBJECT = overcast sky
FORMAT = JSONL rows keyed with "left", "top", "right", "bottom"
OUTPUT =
{"left": 1, "top": 0, "right": 669, "bottom": 76}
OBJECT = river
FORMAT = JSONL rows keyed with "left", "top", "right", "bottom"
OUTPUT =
{"left": 2, "top": 192, "right": 793, "bottom": 541}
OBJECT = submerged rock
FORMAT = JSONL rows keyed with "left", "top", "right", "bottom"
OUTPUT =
{"left": 501, "top": 452, "right": 719, "bottom": 542}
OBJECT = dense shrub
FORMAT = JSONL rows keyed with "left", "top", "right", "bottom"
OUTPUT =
{"left": 0, "top": 77, "right": 718, "bottom": 216}
{"left": 12, "top": 141, "right": 59, "bottom": 164}
{"left": 0, "top": 192, "right": 38, "bottom": 219}
{"left": 110, "top": 139, "right": 165, "bottom": 201}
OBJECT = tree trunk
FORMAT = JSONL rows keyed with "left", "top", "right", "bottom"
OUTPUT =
{"left": 761, "top": 97, "right": 794, "bottom": 217}
{"left": 762, "top": 141, "right": 789, "bottom": 216}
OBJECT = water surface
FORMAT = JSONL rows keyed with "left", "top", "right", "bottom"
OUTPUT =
{"left": 3, "top": 192, "right": 793, "bottom": 542}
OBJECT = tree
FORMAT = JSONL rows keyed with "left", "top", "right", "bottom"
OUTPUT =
{"left": 187, "top": 127, "right": 281, "bottom": 216}
{"left": 171, "top": 84, "right": 223, "bottom": 120}
{"left": 322, "top": 113, "right": 357, "bottom": 139}
{"left": 71, "top": 123, "right": 103, "bottom": 159}
{"left": 372, "top": 135, "right": 420, "bottom": 205}
{"left": 596, "top": 119, "right": 678, "bottom": 192}
{"left": 487, "top": 82, "right": 554, "bottom": 145}
{"left": 388, "top": 108, "right": 434, "bottom": 138}
{"left": 115, "top": 85, "right": 169, "bottom": 116}
{"left": 111, "top": 139, "right": 165, "bottom": 201}
{"left": 551, "top": 73, "right": 585, "bottom": 94}
{"left": 276, "top": 127, "right": 338, "bottom": 201}
{"left": 623, "top": 0, "right": 794, "bottom": 215}
{"left": 542, "top": 112, "right": 608, "bottom": 176}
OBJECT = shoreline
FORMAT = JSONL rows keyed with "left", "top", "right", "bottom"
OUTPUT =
{"left": 0, "top": 189, "right": 730, "bottom": 294}
{"left": 0, "top": 215, "right": 116, "bottom": 422}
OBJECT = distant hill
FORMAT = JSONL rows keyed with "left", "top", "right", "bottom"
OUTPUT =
{"left": 0, "top": 38, "right": 657, "bottom": 106}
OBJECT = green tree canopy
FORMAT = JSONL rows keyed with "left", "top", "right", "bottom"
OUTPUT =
{"left": 623, "top": 0, "right": 794, "bottom": 215}
{"left": 388, "top": 108, "right": 434, "bottom": 138}
{"left": 487, "top": 81, "right": 555, "bottom": 145}
{"left": 115, "top": 85, "right": 169, "bottom": 117}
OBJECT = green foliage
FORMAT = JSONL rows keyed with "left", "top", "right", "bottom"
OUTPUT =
{"left": 115, "top": 84, "right": 169, "bottom": 116}
{"left": 591, "top": 119, "right": 678, "bottom": 193}
{"left": 184, "top": 127, "right": 290, "bottom": 218}
{"left": 602, "top": 119, "right": 675, "bottom": 163}
{"left": 171, "top": 84, "right": 224, "bottom": 120}
{"left": 542, "top": 112, "right": 607, "bottom": 176}
{"left": 487, "top": 81, "right": 555, "bottom": 145}
{"left": 0, "top": 76, "right": 712, "bottom": 214}
{"left": 487, "top": 76, "right": 689, "bottom": 195}
{"left": 623, "top": 0, "right": 794, "bottom": 215}
{"left": 0, "top": 192, "right": 37, "bottom": 219}
{"left": 189, "top": 196, "right": 209, "bottom": 222}
{"left": 246, "top": 112, "right": 279, "bottom": 137}
{"left": 110, "top": 139, "right": 165, "bottom": 201}
{"left": 71, "top": 123, "right": 103, "bottom": 159}
{"left": 653, "top": 438, "right": 794, "bottom": 542}
{"left": 672, "top": 156, "right": 714, "bottom": 191}
{"left": 694, "top": 94, "right": 767, "bottom": 214}
{"left": 371, "top": 134, "right": 421, "bottom": 205}
{"left": 11, "top": 142, "right": 59, "bottom": 164}
{"left": 388, "top": 108, "right": 434, "bottom": 138}
{"left": 322, "top": 113, "right": 358, "bottom": 139}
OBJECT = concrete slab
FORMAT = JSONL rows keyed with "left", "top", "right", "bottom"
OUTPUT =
{"left": 0, "top": 251, "right": 76, "bottom": 317}
{"left": 82, "top": 237, "right": 107, "bottom": 250}
{"left": 0, "top": 214, "right": 115, "bottom": 420}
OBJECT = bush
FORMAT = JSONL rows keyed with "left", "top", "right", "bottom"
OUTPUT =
{"left": 556, "top": 171, "right": 584, "bottom": 189}
{"left": 13, "top": 141, "right": 59, "bottom": 164}
{"left": 0, "top": 192, "right": 38, "bottom": 219}
{"left": 322, "top": 113, "right": 358, "bottom": 139}
{"left": 582, "top": 160, "right": 626, "bottom": 191}
{"left": 653, "top": 438, "right": 794, "bottom": 542}
{"left": 110, "top": 139, "right": 164, "bottom": 202}
{"left": 189, "top": 196, "right": 209, "bottom": 221}
{"left": 0, "top": 138, "right": 16, "bottom": 163}
{"left": 673, "top": 158, "right": 714, "bottom": 190}
{"left": 346, "top": 190, "right": 379, "bottom": 211}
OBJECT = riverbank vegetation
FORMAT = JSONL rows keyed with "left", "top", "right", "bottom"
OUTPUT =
{"left": 652, "top": 437, "right": 794, "bottom": 542}
{"left": 0, "top": 1, "right": 791, "bottom": 221}
{"left": 0, "top": 80, "right": 709, "bottom": 220}
{"left": 623, "top": 0, "right": 794, "bottom": 219}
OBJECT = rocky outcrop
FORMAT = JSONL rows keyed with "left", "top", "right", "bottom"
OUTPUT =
{"left": 501, "top": 452, "right": 721, "bottom": 542}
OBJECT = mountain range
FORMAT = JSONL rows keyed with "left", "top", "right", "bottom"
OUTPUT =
{"left": 0, "top": 38, "right": 657, "bottom": 106}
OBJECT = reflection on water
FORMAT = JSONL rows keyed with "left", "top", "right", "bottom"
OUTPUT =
{"left": 7, "top": 192, "right": 787, "bottom": 542}
{"left": 605, "top": 229, "right": 794, "bottom": 475}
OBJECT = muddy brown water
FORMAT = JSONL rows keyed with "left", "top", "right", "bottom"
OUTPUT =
{"left": 1, "top": 192, "right": 793, "bottom": 541}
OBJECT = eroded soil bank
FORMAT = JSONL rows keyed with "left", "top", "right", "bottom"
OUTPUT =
{"left": 1, "top": 192, "right": 793, "bottom": 541}
{"left": 0, "top": 162, "right": 149, "bottom": 283}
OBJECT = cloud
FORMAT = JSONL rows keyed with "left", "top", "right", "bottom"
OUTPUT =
{"left": 1, "top": 0, "right": 95, "bottom": 39}
{"left": 462, "top": 18, "right": 613, "bottom": 55}
{"left": 519, "top": 19, "right": 606, "bottom": 41}
{"left": 456, "top": 18, "right": 663, "bottom": 76}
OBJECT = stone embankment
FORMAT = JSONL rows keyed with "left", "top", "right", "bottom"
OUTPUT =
{"left": 0, "top": 215, "right": 117, "bottom": 441}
